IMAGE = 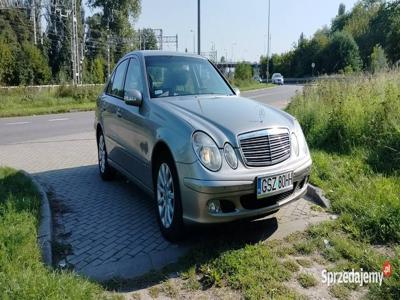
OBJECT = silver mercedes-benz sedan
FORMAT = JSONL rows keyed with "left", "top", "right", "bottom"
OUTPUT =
{"left": 95, "top": 51, "right": 311, "bottom": 241}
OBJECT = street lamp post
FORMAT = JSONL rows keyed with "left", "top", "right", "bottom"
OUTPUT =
{"left": 266, "top": 0, "right": 271, "bottom": 83}
{"left": 231, "top": 42, "right": 236, "bottom": 62}
{"left": 197, "top": 0, "right": 201, "bottom": 55}
{"left": 190, "top": 29, "right": 195, "bottom": 53}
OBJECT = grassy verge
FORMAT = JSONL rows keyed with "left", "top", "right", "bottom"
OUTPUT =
{"left": 230, "top": 79, "right": 275, "bottom": 91}
{"left": 114, "top": 72, "right": 399, "bottom": 299}
{"left": 0, "top": 81, "right": 273, "bottom": 118}
{"left": 0, "top": 85, "right": 102, "bottom": 117}
{"left": 0, "top": 167, "right": 113, "bottom": 299}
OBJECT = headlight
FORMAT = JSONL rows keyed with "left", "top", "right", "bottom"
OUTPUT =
{"left": 192, "top": 132, "right": 222, "bottom": 171}
{"left": 293, "top": 119, "right": 309, "bottom": 156}
{"left": 224, "top": 143, "right": 238, "bottom": 169}
{"left": 291, "top": 132, "right": 300, "bottom": 156}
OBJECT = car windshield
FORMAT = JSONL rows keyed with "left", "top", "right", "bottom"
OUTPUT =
{"left": 272, "top": 73, "right": 282, "bottom": 78}
{"left": 145, "top": 55, "right": 234, "bottom": 98}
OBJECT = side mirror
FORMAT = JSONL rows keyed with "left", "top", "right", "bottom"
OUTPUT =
{"left": 124, "top": 89, "right": 143, "bottom": 106}
{"left": 234, "top": 88, "right": 241, "bottom": 96}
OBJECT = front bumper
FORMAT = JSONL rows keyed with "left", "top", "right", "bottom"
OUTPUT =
{"left": 178, "top": 157, "right": 312, "bottom": 224}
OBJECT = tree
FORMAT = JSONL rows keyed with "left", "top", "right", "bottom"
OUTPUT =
{"left": 370, "top": 44, "right": 388, "bottom": 73}
{"left": 325, "top": 31, "right": 362, "bottom": 73}
{"left": 0, "top": 38, "right": 15, "bottom": 85}
{"left": 46, "top": 0, "right": 85, "bottom": 82}
{"left": 370, "top": 1, "right": 400, "bottom": 65}
{"left": 87, "top": 0, "right": 141, "bottom": 63}
{"left": 139, "top": 28, "right": 158, "bottom": 50}
{"left": 22, "top": 42, "right": 51, "bottom": 84}
{"left": 92, "top": 56, "right": 106, "bottom": 83}
{"left": 331, "top": 4, "right": 350, "bottom": 32}
{"left": 0, "top": 7, "right": 51, "bottom": 85}
{"left": 338, "top": 3, "right": 346, "bottom": 16}
{"left": 234, "top": 62, "right": 253, "bottom": 81}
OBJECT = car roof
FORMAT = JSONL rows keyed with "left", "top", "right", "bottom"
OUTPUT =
{"left": 122, "top": 50, "right": 207, "bottom": 60}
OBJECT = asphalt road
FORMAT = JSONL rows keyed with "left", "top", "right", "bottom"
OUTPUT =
{"left": 0, "top": 85, "right": 302, "bottom": 145}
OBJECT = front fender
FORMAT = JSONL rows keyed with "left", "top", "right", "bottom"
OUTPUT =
{"left": 151, "top": 104, "right": 197, "bottom": 164}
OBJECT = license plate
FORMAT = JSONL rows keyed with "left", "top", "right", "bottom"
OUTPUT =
{"left": 257, "top": 171, "right": 293, "bottom": 199}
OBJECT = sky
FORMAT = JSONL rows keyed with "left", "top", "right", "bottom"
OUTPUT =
{"left": 133, "top": 0, "right": 359, "bottom": 62}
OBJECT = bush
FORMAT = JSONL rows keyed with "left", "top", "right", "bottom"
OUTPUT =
{"left": 287, "top": 71, "right": 400, "bottom": 173}
{"left": 55, "top": 85, "right": 102, "bottom": 102}
{"left": 234, "top": 62, "right": 253, "bottom": 81}
{"left": 287, "top": 71, "right": 400, "bottom": 244}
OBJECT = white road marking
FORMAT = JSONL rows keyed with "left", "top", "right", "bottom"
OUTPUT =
{"left": 5, "top": 121, "right": 30, "bottom": 125}
{"left": 48, "top": 118, "right": 70, "bottom": 122}
{"left": 249, "top": 91, "right": 289, "bottom": 99}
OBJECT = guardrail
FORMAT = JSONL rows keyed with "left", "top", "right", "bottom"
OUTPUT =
{"left": 283, "top": 75, "right": 348, "bottom": 84}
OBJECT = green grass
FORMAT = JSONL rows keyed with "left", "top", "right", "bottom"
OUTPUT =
{"left": 0, "top": 167, "right": 109, "bottom": 299}
{"left": 286, "top": 71, "right": 400, "bottom": 298}
{"left": 0, "top": 81, "right": 273, "bottom": 118}
{"left": 230, "top": 79, "right": 275, "bottom": 91}
{"left": 287, "top": 71, "right": 400, "bottom": 173}
{"left": 282, "top": 259, "right": 300, "bottom": 272}
{"left": 296, "top": 258, "right": 312, "bottom": 268}
{"left": 286, "top": 72, "right": 400, "bottom": 245}
{"left": 329, "top": 284, "right": 351, "bottom": 299}
{"left": 297, "top": 273, "right": 317, "bottom": 288}
{"left": 0, "top": 85, "right": 102, "bottom": 117}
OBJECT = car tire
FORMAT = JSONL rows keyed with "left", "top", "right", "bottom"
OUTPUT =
{"left": 97, "top": 131, "right": 115, "bottom": 181}
{"left": 154, "top": 153, "right": 185, "bottom": 242}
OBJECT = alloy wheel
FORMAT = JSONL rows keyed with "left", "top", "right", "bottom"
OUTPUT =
{"left": 98, "top": 135, "right": 106, "bottom": 173}
{"left": 157, "top": 163, "right": 175, "bottom": 228}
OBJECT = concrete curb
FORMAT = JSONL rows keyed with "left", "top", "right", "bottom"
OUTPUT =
{"left": 306, "top": 184, "right": 331, "bottom": 209}
{"left": 22, "top": 171, "right": 53, "bottom": 266}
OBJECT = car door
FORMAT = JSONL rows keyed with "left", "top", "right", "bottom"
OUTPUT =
{"left": 115, "top": 57, "right": 153, "bottom": 188}
{"left": 101, "top": 59, "right": 129, "bottom": 165}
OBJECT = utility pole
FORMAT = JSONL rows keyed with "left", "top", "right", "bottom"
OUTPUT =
{"left": 266, "top": 0, "right": 271, "bottom": 83}
{"left": 74, "top": 0, "right": 80, "bottom": 84}
{"left": 70, "top": 0, "right": 80, "bottom": 84}
{"left": 107, "top": 19, "right": 111, "bottom": 78}
{"left": 190, "top": 29, "right": 195, "bottom": 53}
{"left": 32, "top": 1, "right": 37, "bottom": 45}
{"left": 70, "top": 1, "right": 75, "bottom": 85}
{"left": 160, "top": 29, "right": 163, "bottom": 50}
{"left": 138, "top": 29, "right": 141, "bottom": 50}
{"left": 197, "top": 0, "right": 200, "bottom": 55}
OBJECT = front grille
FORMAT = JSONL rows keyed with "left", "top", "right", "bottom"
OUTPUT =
{"left": 239, "top": 128, "right": 291, "bottom": 167}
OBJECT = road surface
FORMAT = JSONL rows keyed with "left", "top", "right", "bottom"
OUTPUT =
{"left": 0, "top": 85, "right": 302, "bottom": 145}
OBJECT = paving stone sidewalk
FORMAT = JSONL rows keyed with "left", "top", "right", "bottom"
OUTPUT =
{"left": 0, "top": 130, "right": 330, "bottom": 281}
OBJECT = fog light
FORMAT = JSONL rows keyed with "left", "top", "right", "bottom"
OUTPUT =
{"left": 208, "top": 200, "right": 221, "bottom": 213}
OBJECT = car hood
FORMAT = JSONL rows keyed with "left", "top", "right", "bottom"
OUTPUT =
{"left": 158, "top": 95, "right": 294, "bottom": 147}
